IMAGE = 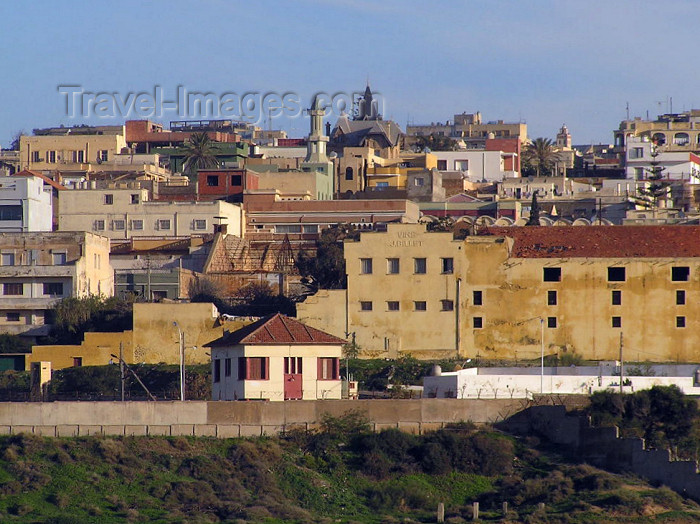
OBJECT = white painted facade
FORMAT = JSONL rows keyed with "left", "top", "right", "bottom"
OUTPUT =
{"left": 433, "top": 150, "right": 517, "bottom": 182}
{"left": 0, "top": 175, "right": 52, "bottom": 232}
{"left": 211, "top": 344, "right": 343, "bottom": 401}
{"left": 424, "top": 365, "right": 700, "bottom": 399}
{"left": 625, "top": 137, "right": 700, "bottom": 183}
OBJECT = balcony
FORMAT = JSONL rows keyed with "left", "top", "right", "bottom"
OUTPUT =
{"left": 0, "top": 265, "right": 75, "bottom": 278}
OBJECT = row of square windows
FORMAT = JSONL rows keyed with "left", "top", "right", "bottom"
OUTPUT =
{"left": 359, "top": 262, "right": 693, "bottom": 281}
{"left": 547, "top": 289, "right": 688, "bottom": 306}
{"left": 93, "top": 219, "right": 208, "bottom": 232}
{"left": 539, "top": 316, "right": 689, "bottom": 329}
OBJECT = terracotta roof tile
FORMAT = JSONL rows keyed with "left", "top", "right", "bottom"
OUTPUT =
{"left": 484, "top": 226, "right": 700, "bottom": 258}
{"left": 208, "top": 313, "right": 346, "bottom": 347}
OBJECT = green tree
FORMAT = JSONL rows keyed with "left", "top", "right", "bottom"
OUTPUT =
{"left": 49, "top": 295, "right": 134, "bottom": 344}
{"left": 0, "top": 334, "right": 31, "bottom": 354}
{"left": 522, "top": 137, "right": 558, "bottom": 176}
{"left": 635, "top": 142, "right": 671, "bottom": 213}
{"left": 526, "top": 191, "right": 541, "bottom": 226}
{"left": 230, "top": 281, "right": 295, "bottom": 316}
{"left": 296, "top": 224, "right": 358, "bottom": 290}
{"left": 413, "top": 133, "right": 458, "bottom": 152}
{"left": 8, "top": 130, "right": 24, "bottom": 151}
{"left": 182, "top": 132, "right": 218, "bottom": 175}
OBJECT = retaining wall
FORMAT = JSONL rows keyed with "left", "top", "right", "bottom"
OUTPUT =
{"left": 0, "top": 398, "right": 530, "bottom": 438}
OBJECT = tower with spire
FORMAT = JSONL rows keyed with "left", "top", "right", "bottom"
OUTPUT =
{"left": 301, "top": 96, "right": 334, "bottom": 199}
{"left": 355, "top": 83, "right": 379, "bottom": 120}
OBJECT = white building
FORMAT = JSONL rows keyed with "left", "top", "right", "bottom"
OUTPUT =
{"left": 625, "top": 137, "right": 700, "bottom": 183}
{"left": 208, "top": 313, "right": 345, "bottom": 401}
{"left": 58, "top": 186, "right": 244, "bottom": 239}
{"left": 424, "top": 364, "right": 700, "bottom": 399}
{"left": 0, "top": 174, "right": 53, "bottom": 232}
{"left": 433, "top": 150, "right": 518, "bottom": 183}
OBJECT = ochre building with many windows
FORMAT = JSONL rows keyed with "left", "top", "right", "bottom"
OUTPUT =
{"left": 297, "top": 223, "right": 700, "bottom": 362}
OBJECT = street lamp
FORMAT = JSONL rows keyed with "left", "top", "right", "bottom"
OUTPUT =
{"left": 173, "top": 322, "right": 185, "bottom": 401}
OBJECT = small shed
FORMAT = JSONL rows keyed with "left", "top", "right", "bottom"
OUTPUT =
{"left": 207, "top": 313, "right": 346, "bottom": 401}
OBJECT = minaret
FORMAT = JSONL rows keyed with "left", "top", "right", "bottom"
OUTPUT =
{"left": 305, "top": 95, "right": 329, "bottom": 163}
{"left": 556, "top": 124, "right": 572, "bottom": 149}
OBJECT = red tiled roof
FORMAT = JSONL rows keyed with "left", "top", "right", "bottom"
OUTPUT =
{"left": 14, "top": 169, "right": 68, "bottom": 191}
{"left": 484, "top": 226, "right": 700, "bottom": 258}
{"left": 208, "top": 313, "right": 346, "bottom": 347}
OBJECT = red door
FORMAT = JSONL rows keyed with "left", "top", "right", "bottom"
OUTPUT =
{"left": 284, "top": 357, "right": 303, "bottom": 400}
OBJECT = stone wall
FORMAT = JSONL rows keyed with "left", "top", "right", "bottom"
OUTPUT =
{"left": 501, "top": 405, "right": 700, "bottom": 500}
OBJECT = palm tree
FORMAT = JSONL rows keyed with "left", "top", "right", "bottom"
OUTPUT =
{"left": 523, "top": 137, "right": 558, "bottom": 176}
{"left": 182, "top": 132, "right": 218, "bottom": 175}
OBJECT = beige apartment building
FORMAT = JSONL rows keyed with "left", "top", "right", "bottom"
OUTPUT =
{"left": 298, "top": 223, "right": 700, "bottom": 362}
{"left": 0, "top": 231, "right": 113, "bottom": 341}
{"left": 20, "top": 129, "right": 127, "bottom": 172}
{"left": 58, "top": 187, "right": 244, "bottom": 239}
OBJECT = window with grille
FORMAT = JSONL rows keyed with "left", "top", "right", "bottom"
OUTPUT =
{"left": 238, "top": 357, "right": 269, "bottom": 380}
{"left": 318, "top": 357, "right": 339, "bottom": 380}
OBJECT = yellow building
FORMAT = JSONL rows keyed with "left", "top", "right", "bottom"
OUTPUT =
{"left": 298, "top": 223, "right": 700, "bottom": 362}
{"left": 20, "top": 130, "right": 127, "bottom": 172}
{"left": 365, "top": 152, "right": 437, "bottom": 191}
{"left": 26, "top": 302, "right": 252, "bottom": 370}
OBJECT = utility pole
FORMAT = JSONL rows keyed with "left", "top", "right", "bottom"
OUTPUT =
{"left": 540, "top": 318, "right": 545, "bottom": 394}
{"left": 119, "top": 342, "right": 125, "bottom": 402}
{"left": 619, "top": 332, "right": 624, "bottom": 395}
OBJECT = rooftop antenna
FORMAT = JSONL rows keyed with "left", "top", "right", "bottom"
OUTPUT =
{"left": 626, "top": 102, "right": 629, "bottom": 120}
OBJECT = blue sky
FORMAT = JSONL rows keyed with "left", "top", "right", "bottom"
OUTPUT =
{"left": 1, "top": 0, "right": 699, "bottom": 148}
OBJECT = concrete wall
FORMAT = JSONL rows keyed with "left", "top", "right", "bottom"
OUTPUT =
{"left": 0, "top": 398, "right": 526, "bottom": 438}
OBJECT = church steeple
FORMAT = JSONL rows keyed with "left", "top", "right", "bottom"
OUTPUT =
{"left": 356, "top": 83, "right": 378, "bottom": 120}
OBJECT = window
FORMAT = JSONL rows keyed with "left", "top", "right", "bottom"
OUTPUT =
{"left": 98, "top": 150, "right": 109, "bottom": 162}
{"left": 473, "top": 290, "right": 483, "bottom": 306}
{"left": 634, "top": 167, "right": 644, "bottom": 180}
{"left": 441, "top": 257, "right": 454, "bottom": 274}
{"left": 652, "top": 133, "right": 666, "bottom": 145}
{"left": 543, "top": 267, "right": 561, "bottom": 282}
{"left": 441, "top": 299, "right": 454, "bottom": 311}
{"left": 132, "top": 219, "right": 143, "bottom": 230}
{"left": 131, "top": 194, "right": 140, "bottom": 204}
{"left": 0, "top": 205, "right": 22, "bottom": 221}
{"left": 437, "top": 160, "right": 447, "bottom": 170}
{"left": 207, "top": 175, "right": 219, "bottom": 186}
{"left": 72, "top": 150, "right": 85, "bottom": 163}
{"left": 677, "top": 290, "right": 686, "bottom": 305}
{"left": 1, "top": 253, "right": 15, "bottom": 266}
{"left": 607, "top": 267, "right": 626, "bottom": 282}
{"left": 73, "top": 357, "right": 82, "bottom": 367}
{"left": 194, "top": 219, "right": 207, "bottom": 230}
{"left": 238, "top": 357, "right": 269, "bottom": 380}
{"left": 284, "top": 357, "right": 303, "bottom": 374}
{"left": 612, "top": 316, "right": 622, "bottom": 328}
{"left": 414, "top": 301, "right": 427, "bottom": 311}
{"left": 158, "top": 219, "right": 171, "bottom": 230}
{"left": 214, "top": 359, "right": 221, "bottom": 383}
{"left": 473, "top": 317, "right": 483, "bottom": 329}
{"left": 454, "top": 160, "right": 469, "bottom": 171}
{"left": 414, "top": 258, "right": 426, "bottom": 274}
{"left": 94, "top": 220, "right": 105, "bottom": 231}
{"left": 387, "top": 301, "right": 400, "bottom": 311}
{"left": 360, "top": 301, "right": 373, "bottom": 311}
{"left": 547, "top": 290, "right": 557, "bottom": 306}
{"left": 547, "top": 316, "right": 557, "bottom": 328}
{"left": 43, "top": 283, "right": 63, "bottom": 296}
{"left": 345, "top": 167, "right": 354, "bottom": 180}
{"left": 629, "top": 147, "right": 644, "bottom": 159}
{"left": 52, "top": 252, "right": 66, "bottom": 265}
{"left": 414, "top": 177, "right": 424, "bottom": 187}
{"left": 31, "top": 151, "right": 40, "bottom": 162}
{"left": 674, "top": 133, "right": 690, "bottom": 146}
{"left": 612, "top": 290, "right": 622, "bottom": 305}
{"left": 360, "top": 258, "right": 373, "bottom": 274}
{"left": 104, "top": 194, "right": 113, "bottom": 205}
{"left": 47, "top": 151, "right": 56, "bottom": 163}
{"left": 672, "top": 266, "right": 690, "bottom": 282}
{"left": 231, "top": 175, "right": 242, "bottom": 186}
{"left": 6, "top": 312, "right": 20, "bottom": 322}
{"left": 303, "top": 225, "right": 318, "bottom": 234}
{"left": 387, "top": 258, "right": 399, "bottom": 274}
{"left": 3, "top": 283, "right": 23, "bottom": 295}
{"left": 318, "top": 357, "right": 339, "bottom": 380}
{"left": 677, "top": 316, "right": 686, "bottom": 328}
{"left": 113, "top": 220, "right": 125, "bottom": 230}
{"left": 275, "top": 224, "right": 302, "bottom": 234}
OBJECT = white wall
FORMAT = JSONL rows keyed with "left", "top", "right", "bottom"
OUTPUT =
{"left": 433, "top": 151, "right": 508, "bottom": 182}
{"left": 0, "top": 176, "right": 52, "bottom": 232}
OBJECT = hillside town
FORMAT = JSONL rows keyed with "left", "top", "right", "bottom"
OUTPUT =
{"left": 1, "top": 85, "right": 700, "bottom": 399}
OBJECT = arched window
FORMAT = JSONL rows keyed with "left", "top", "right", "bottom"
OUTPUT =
{"left": 652, "top": 133, "right": 666, "bottom": 145}
{"left": 674, "top": 132, "right": 690, "bottom": 146}
{"left": 345, "top": 167, "right": 353, "bottom": 180}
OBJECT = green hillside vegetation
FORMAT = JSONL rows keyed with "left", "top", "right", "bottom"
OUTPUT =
{"left": 0, "top": 412, "right": 698, "bottom": 523}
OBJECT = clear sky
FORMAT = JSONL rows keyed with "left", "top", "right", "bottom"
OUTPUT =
{"left": 1, "top": 0, "right": 699, "bottom": 148}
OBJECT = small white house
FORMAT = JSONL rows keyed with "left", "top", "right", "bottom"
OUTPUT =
{"left": 207, "top": 313, "right": 345, "bottom": 401}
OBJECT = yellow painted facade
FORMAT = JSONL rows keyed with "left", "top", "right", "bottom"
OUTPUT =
{"left": 27, "top": 303, "right": 252, "bottom": 370}
{"left": 20, "top": 133, "right": 127, "bottom": 171}
{"left": 298, "top": 223, "right": 700, "bottom": 362}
